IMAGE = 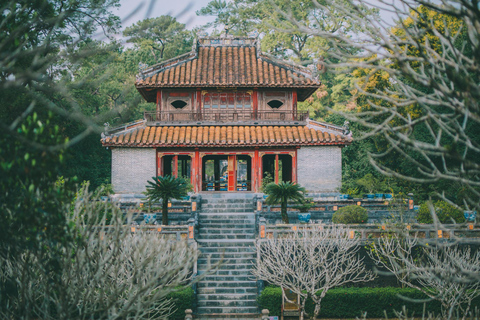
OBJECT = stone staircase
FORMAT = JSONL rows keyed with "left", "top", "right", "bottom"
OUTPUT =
{"left": 195, "top": 193, "right": 260, "bottom": 319}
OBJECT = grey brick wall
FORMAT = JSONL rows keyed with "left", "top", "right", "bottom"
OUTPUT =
{"left": 297, "top": 146, "right": 342, "bottom": 192}
{"left": 112, "top": 148, "right": 156, "bottom": 194}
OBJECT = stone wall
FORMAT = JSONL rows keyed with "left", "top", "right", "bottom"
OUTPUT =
{"left": 112, "top": 148, "right": 156, "bottom": 194}
{"left": 297, "top": 146, "right": 342, "bottom": 192}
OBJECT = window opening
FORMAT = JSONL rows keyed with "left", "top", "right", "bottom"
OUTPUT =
{"left": 236, "top": 155, "right": 251, "bottom": 191}
{"left": 171, "top": 100, "right": 188, "bottom": 109}
{"left": 267, "top": 100, "right": 284, "bottom": 109}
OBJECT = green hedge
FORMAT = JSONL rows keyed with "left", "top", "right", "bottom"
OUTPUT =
{"left": 258, "top": 286, "right": 480, "bottom": 318}
{"left": 332, "top": 205, "right": 368, "bottom": 224}
{"left": 167, "top": 286, "right": 195, "bottom": 320}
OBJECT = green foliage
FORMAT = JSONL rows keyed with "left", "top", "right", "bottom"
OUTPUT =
{"left": 332, "top": 205, "right": 368, "bottom": 224}
{"left": 145, "top": 175, "right": 192, "bottom": 225}
{"left": 294, "top": 198, "right": 314, "bottom": 213}
{"left": 0, "top": 113, "right": 75, "bottom": 255}
{"left": 357, "top": 173, "right": 382, "bottom": 194}
{"left": 260, "top": 172, "right": 274, "bottom": 193}
{"left": 167, "top": 287, "right": 195, "bottom": 320}
{"left": 417, "top": 200, "right": 465, "bottom": 224}
{"left": 123, "top": 16, "right": 193, "bottom": 64}
{"left": 264, "top": 182, "right": 306, "bottom": 224}
{"left": 258, "top": 286, "right": 480, "bottom": 318}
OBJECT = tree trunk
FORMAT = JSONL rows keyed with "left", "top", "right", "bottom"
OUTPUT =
{"left": 162, "top": 197, "right": 169, "bottom": 225}
{"left": 281, "top": 199, "right": 289, "bottom": 224}
{"left": 313, "top": 303, "right": 321, "bottom": 320}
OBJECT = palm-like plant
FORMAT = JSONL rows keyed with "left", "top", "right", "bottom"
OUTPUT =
{"left": 144, "top": 175, "right": 192, "bottom": 225}
{"left": 264, "top": 181, "right": 306, "bottom": 224}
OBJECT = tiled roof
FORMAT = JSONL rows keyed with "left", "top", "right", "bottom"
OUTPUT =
{"left": 101, "top": 125, "right": 351, "bottom": 148}
{"left": 135, "top": 37, "right": 320, "bottom": 101}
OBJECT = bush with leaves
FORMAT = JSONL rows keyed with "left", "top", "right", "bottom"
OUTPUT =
{"left": 332, "top": 205, "right": 368, "bottom": 224}
{"left": 417, "top": 201, "right": 464, "bottom": 224}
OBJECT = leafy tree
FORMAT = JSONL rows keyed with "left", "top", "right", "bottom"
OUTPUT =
{"left": 123, "top": 16, "right": 193, "bottom": 64}
{"left": 144, "top": 175, "right": 192, "bottom": 225}
{"left": 264, "top": 182, "right": 306, "bottom": 224}
{"left": 417, "top": 200, "right": 465, "bottom": 224}
{"left": 279, "top": 0, "right": 480, "bottom": 210}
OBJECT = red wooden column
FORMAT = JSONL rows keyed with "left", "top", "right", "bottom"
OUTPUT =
{"left": 173, "top": 155, "right": 178, "bottom": 178}
{"left": 156, "top": 90, "right": 162, "bottom": 120}
{"left": 191, "top": 152, "right": 196, "bottom": 192}
{"left": 196, "top": 89, "right": 202, "bottom": 120}
{"left": 292, "top": 90, "right": 297, "bottom": 120}
{"left": 274, "top": 154, "right": 279, "bottom": 184}
{"left": 253, "top": 89, "right": 258, "bottom": 119}
{"left": 253, "top": 149, "right": 259, "bottom": 192}
{"left": 156, "top": 152, "right": 162, "bottom": 177}
{"left": 227, "top": 155, "right": 236, "bottom": 191}
{"left": 292, "top": 150, "right": 297, "bottom": 183}
{"left": 195, "top": 150, "right": 201, "bottom": 193}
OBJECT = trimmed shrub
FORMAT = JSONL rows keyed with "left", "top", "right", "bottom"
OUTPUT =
{"left": 167, "top": 287, "right": 195, "bottom": 320}
{"left": 258, "top": 286, "right": 480, "bottom": 318}
{"left": 332, "top": 205, "right": 368, "bottom": 224}
{"left": 417, "top": 200, "right": 464, "bottom": 223}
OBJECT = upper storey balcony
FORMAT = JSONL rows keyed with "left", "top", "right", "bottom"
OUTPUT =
{"left": 143, "top": 110, "right": 309, "bottom": 126}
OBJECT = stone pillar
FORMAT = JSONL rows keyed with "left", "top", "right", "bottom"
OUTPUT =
{"left": 261, "top": 309, "right": 270, "bottom": 320}
{"left": 184, "top": 309, "right": 193, "bottom": 320}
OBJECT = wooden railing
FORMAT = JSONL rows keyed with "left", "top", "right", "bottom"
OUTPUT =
{"left": 144, "top": 110, "right": 309, "bottom": 124}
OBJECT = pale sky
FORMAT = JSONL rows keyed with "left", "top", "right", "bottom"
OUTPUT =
{"left": 115, "top": 0, "right": 214, "bottom": 30}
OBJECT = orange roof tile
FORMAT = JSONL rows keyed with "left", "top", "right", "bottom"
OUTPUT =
{"left": 135, "top": 38, "right": 320, "bottom": 102}
{"left": 102, "top": 125, "right": 351, "bottom": 148}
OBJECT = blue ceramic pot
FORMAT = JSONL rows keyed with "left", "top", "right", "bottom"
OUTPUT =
{"left": 298, "top": 213, "right": 311, "bottom": 224}
{"left": 144, "top": 213, "right": 157, "bottom": 224}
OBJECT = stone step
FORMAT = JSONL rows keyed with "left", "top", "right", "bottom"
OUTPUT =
{"left": 201, "top": 198, "right": 255, "bottom": 203}
{"left": 197, "top": 228, "right": 255, "bottom": 237}
{"left": 199, "top": 217, "right": 255, "bottom": 223}
{"left": 199, "top": 246, "right": 255, "bottom": 253}
{"left": 194, "top": 314, "right": 260, "bottom": 320}
{"left": 199, "top": 193, "right": 257, "bottom": 199}
{"left": 201, "top": 275, "right": 255, "bottom": 282}
{"left": 197, "top": 299, "right": 257, "bottom": 308}
{"left": 198, "top": 263, "right": 254, "bottom": 271}
{"left": 197, "top": 239, "right": 255, "bottom": 246}
{"left": 201, "top": 203, "right": 254, "bottom": 208}
{"left": 199, "top": 252, "right": 256, "bottom": 260}
{"left": 200, "top": 209, "right": 255, "bottom": 213}
{"left": 198, "top": 234, "right": 256, "bottom": 240}
{"left": 196, "top": 306, "right": 259, "bottom": 314}
{"left": 198, "top": 269, "right": 254, "bottom": 276}
{"left": 197, "top": 293, "right": 257, "bottom": 301}
{"left": 197, "top": 281, "right": 257, "bottom": 288}
{"left": 198, "top": 225, "right": 255, "bottom": 231}
{"left": 197, "top": 287, "right": 257, "bottom": 294}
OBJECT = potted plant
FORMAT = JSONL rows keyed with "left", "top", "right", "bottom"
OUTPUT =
{"left": 295, "top": 198, "right": 314, "bottom": 223}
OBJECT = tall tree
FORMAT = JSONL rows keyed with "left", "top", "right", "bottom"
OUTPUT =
{"left": 123, "top": 16, "right": 193, "bottom": 64}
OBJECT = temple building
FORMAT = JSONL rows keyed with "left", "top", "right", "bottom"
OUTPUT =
{"left": 101, "top": 35, "right": 351, "bottom": 195}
